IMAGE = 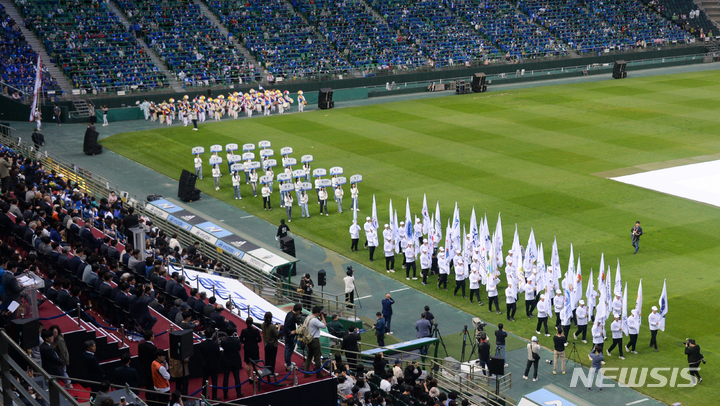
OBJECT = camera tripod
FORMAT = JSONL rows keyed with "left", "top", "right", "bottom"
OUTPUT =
{"left": 432, "top": 323, "right": 449, "bottom": 357}
{"left": 460, "top": 325, "right": 478, "bottom": 363}
{"left": 567, "top": 341, "right": 581, "bottom": 366}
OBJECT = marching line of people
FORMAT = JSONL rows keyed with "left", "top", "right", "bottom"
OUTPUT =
{"left": 137, "top": 87, "right": 308, "bottom": 130}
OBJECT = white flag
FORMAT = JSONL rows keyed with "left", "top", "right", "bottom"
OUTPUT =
{"left": 573, "top": 257, "right": 582, "bottom": 310}
{"left": 392, "top": 209, "right": 400, "bottom": 253}
{"left": 371, "top": 195, "right": 379, "bottom": 230}
{"left": 434, "top": 201, "right": 442, "bottom": 243}
{"left": 635, "top": 279, "right": 643, "bottom": 329}
{"left": 451, "top": 203, "right": 461, "bottom": 254}
{"left": 622, "top": 282, "right": 629, "bottom": 336}
{"left": 495, "top": 213, "right": 504, "bottom": 267}
{"left": 29, "top": 55, "right": 42, "bottom": 122}
{"left": 421, "top": 194, "right": 430, "bottom": 235}
{"left": 658, "top": 279, "right": 668, "bottom": 332}
{"left": 469, "top": 207, "right": 478, "bottom": 250}
{"left": 389, "top": 199, "right": 394, "bottom": 233}
{"left": 586, "top": 269, "right": 595, "bottom": 317}
{"left": 551, "top": 237, "right": 561, "bottom": 283}
{"left": 614, "top": 259, "right": 622, "bottom": 297}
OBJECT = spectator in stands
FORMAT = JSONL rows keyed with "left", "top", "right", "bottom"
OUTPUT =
{"left": 326, "top": 314, "right": 345, "bottom": 337}
{"left": 150, "top": 294, "right": 168, "bottom": 319}
{"left": 151, "top": 349, "right": 171, "bottom": 405}
{"left": 194, "top": 291, "right": 207, "bottom": 314}
{"left": 172, "top": 275, "right": 189, "bottom": 301}
{"left": 204, "top": 297, "right": 217, "bottom": 317}
{"left": 39, "top": 328, "right": 64, "bottom": 377}
{"left": 93, "top": 381, "right": 113, "bottom": 406}
{"left": 114, "top": 352, "right": 140, "bottom": 388}
{"left": 131, "top": 285, "right": 157, "bottom": 330}
{"left": 115, "top": 283, "right": 132, "bottom": 311}
{"left": 165, "top": 272, "right": 179, "bottom": 295}
{"left": 178, "top": 311, "right": 198, "bottom": 331}
{"left": 220, "top": 329, "right": 242, "bottom": 399}
{"left": 82, "top": 340, "right": 105, "bottom": 393}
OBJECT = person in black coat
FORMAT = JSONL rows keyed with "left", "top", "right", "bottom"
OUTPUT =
{"left": 171, "top": 276, "right": 189, "bottom": 301}
{"left": 82, "top": 340, "right": 105, "bottom": 393}
{"left": 137, "top": 331, "right": 157, "bottom": 389}
{"left": 40, "top": 330, "right": 64, "bottom": 377}
{"left": 122, "top": 207, "right": 139, "bottom": 235}
{"left": 113, "top": 352, "right": 140, "bottom": 388}
{"left": 198, "top": 329, "right": 221, "bottom": 400}
{"left": 240, "top": 318, "right": 262, "bottom": 380}
{"left": 341, "top": 326, "right": 361, "bottom": 374}
{"left": 220, "top": 332, "right": 243, "bottom": 398}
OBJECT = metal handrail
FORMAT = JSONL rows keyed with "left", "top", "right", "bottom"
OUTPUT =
{"left": 0, "top": 329, "right": 80, "bottom": 406}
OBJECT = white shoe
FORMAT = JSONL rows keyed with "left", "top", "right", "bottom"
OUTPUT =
{"left": 582, "top": 340, "right": 587, "bottom": 344}
{"left": 536, "top": 331, "right": 541, "bottom": 335}
{"left": 606, "top": 349, "right": 611, "bottom": 356}
{"left": 619, "top": 356, "right": 625, "bottom": 360}
{"left": 412, "top": 277, "right": 418, "bottom": 280}
{"left": 533, "top": 378, "right": 538, "bottom": 382}
{"left": 406, "top": 277, "right": 410, "bottom": 280}
{"left": 388, "top": 332, "right": 393, "bottom": 335}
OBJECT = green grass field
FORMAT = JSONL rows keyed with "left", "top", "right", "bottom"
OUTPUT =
{"left": 103, "top": 69, "right": 720, "bottom": 405}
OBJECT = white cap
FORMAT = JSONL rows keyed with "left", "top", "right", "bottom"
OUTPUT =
{"left": 614, "top": 314, "right": 620, "bottom": 319}
{"left": 508, "top": 250, "right": 513, "bottom": 254}
{"left": 439, "top": 247, "right": 444, "bottom": 252}
{"left": 651, "top": 306, "right": 658, "bottom": 311}
{"left": 555, "top": 289, "right": 562, "bottom": 295}
{"left": 456, "top": 249, "right": 462, "bottom": 253}
{"left": 579, "top": 300, "right": 585, "bottom": 305}
{"left": 631, "top": 309, "right": 637, "bottom": 315}
{"left": 540, "top": 294, "right": 545, "bottom": 299}
{"left": 384, "top": 224, "right": 389, "bottom": 228}
{"left": 532, "top": 336, "right": 537, "bottom": 342}
{"left": 366, "top": 217, "right": 371, "bottom": 221}
{"left": 400, "top": 221, "right": 405, "bottom": 225}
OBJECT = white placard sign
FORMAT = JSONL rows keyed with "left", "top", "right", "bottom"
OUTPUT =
{"left": 292, "top": 169, "right": 305, "bottom": 178}
{"left": 231, "top": 163, "right": 245, "bottom": 172}
{"left": 285, "top": 158, "right": 297, "bottom": 166}
{"left": 350, "top": 174, "right": 363, "bottom": 184}
{"left": 313, "top": 168, "right": 327, "bottom": 177}
{"left": 242, "top": 152, "right": 255, "bottom": 160}
{"left": 264, "top": 158, "right": 277, "bottom": 168}
{"left": 277, "top": 173, "right": 291, "bottom": 182}
{"left": 336, "top": 176, "right": 347, "bottom": 185}
{"left": 319, "top": 179, "right": 332, "bottom": 188}
{"left": 280, "top": 183, "right": 294, "bottom": 192}
{"left": 260, "top": 149, "right": 274, "bottom": 157}
{"left": 301, "top": 155, "right": 313, "bottom": 163}
{"left": 209, "top": 156, "right": 223, "bottom": 165}
{"left": 226, "top": 143, "right": 239, "bottom": 151}
{"left": 330, "top": 166, "right": 344, "bottom": 175}
{"left": 259, "top": 175, "right": 273, "bottom": 184}
{"left": 259, "top": 140, "right": 271, "bottom": 148}
{"left": 247, "top": 161, "right": 261, "bottom": 170}
{"left": 192, "top": 146, "right": 205, "bottom": 155}
{"left": 301, "top": 182, "right": 313, "bottom": 191}
{"left": 280, "top": 147, "right": 293, "bottom": 155}
{"left": 210, "top": 144, "right": 223, "bottom": 153}
{"left": 243, "top": 143, "right": 255, "bottom": 151}
{"left": 229, "top": 154, "right": 242, "bottom": 163}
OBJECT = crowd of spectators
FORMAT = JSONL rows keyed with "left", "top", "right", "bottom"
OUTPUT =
{"left": 205, "top": 0, "right": 352, "bottom": 78}
{"left": 297, "top": 0, "right": 426, "bottom": 72}
{"left": 15, "top": 0, "right": 168, "bottom": 93}
{"left": 368, "top": 0, "right": 499, "bottom": 68}
{"left": 645, "top": 0, "right": 715, "bottom": 38}
{"left": 0, "top": 4, "right": 59, "bottom": 100}
{"left": 116, "top": 0, "right": 258, "bottom": 86}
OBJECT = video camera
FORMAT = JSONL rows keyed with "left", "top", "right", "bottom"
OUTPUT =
{"left": 472, "top": 317, "right": 487, "bottom": 341}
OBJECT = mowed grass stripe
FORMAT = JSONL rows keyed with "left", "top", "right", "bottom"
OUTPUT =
{"left": 102, "top": 68, "right": 720, "bottom": 406}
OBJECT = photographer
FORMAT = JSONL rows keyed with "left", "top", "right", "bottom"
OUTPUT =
{"left": 303, "top": 306, "right": 328, "bottom": 378}
{"left": 478, "top": 336, "right": 491, "bottom": 376}
{"left": 685, "top": 339, "right": 704, "bottom": 385}
{"left": 344, "top": 267, "right": 355, "bottom": 307}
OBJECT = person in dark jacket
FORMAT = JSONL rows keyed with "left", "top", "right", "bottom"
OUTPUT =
{"left": 113, "top": 352, "right": 140, "bottom": 388}
{"left": 82, "top": 340, "right": 105, "bottom": 393}
{"left": 137, "top": 331, "right": 157, "bottom": 388}
{"left": 685, "top": 339, "right": 703, "bottom": 385}
{"left": 341, "top": 326, "right": 361, "bottom": 374}
{"left": 240, "top": 317, "right": 262, "bottom": 380}
{"left": 39, "top": 329, "right": 64, "bottom": 377}
{"left": 220, "top": 332, "right": 243, "bottom": 398}
{"left": 198, "top": 329, "right": 221, "bottom": 400}
{"left": 478, "top": 337, "right": 491, "bottom": 376}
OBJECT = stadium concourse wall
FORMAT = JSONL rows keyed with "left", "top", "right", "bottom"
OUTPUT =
{"left": 0, "top": 44, "right": 707, "bottom": 123}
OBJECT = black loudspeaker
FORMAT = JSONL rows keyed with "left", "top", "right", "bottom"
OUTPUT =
{"left": 318, "top": 88, "right": 333, "bottom": 103}
{"left": 319, "top": 88, "right": 334, "bottom": 110}
{"left": 10, "top": 318, "right": 40, "bottom": 350}
{"left": 169, "top": 330, "right": 194, "bottom": 360}
{"left": 317, "top": 269, "right": 326, "bottom": 287}
{"left": 83, "top": 125, "right": 103, "bottom": 155}
{"left": 279, "top": 236, "right": 295, "bottom": 257}
{"left": 178, "top": 170, "right": 201, "bottom": 202}
{"left": 488, "top": 356, "right": 505, "bottom": 376}
{"left": 613, "top": 60, "right": 627, "bottom": 79}
{"left": 471, "top": 73, "right": 487, "bottom": 93}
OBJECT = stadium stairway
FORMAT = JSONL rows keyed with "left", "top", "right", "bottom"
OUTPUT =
{"left": 1, "top": 0, "right": 73, "bottom": 93}
{"left": 695, "top": 0, "right": 720, "bottom": 29}
{"left": 194, "top": 0, "right": 261, "bottom": 76}
{"left": 284, "top": 0, "right": 327, "bottom": 46}
{"left": 105, "top": 1, "right": 183, "bottom": 92}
